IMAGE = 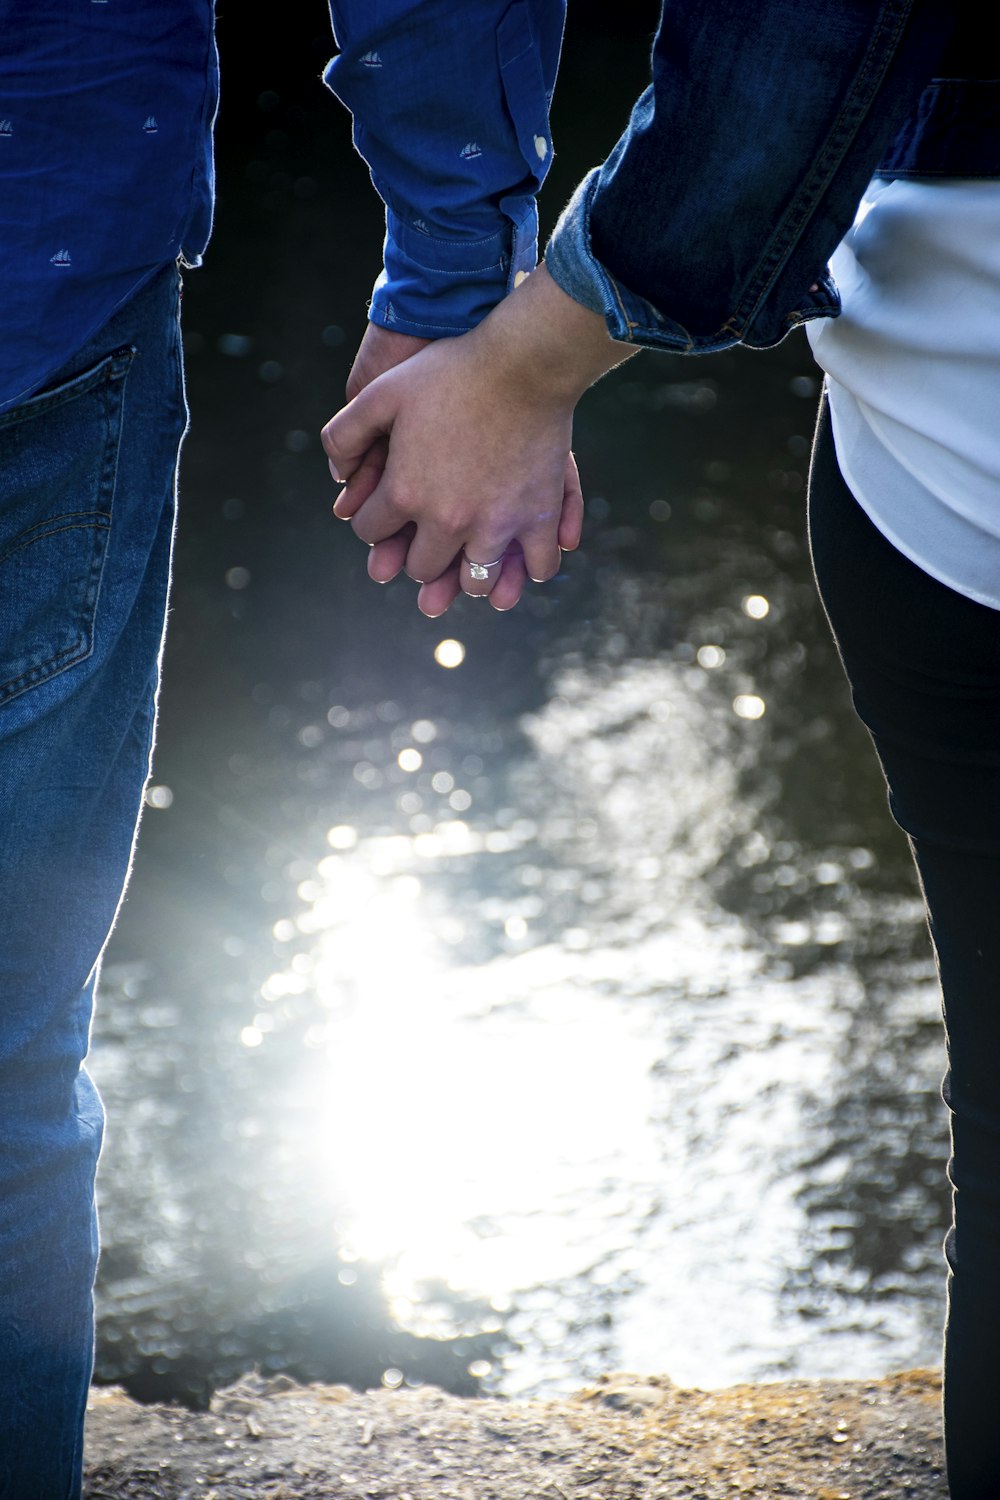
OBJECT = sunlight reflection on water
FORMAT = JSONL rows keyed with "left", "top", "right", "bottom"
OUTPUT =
{"left": 226, "top": 648, "right": 944, "bottom": 1395}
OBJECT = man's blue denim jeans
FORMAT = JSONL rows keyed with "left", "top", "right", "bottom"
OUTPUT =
{"left": 0, "top": 262, "right": 186, "bottom": 1499}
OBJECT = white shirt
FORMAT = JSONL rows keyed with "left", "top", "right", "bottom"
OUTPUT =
{"left": 807, "top": 178, "right": 1000, "bottom": 611}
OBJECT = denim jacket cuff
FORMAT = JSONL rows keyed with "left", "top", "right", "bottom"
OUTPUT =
{"left": 544, "top": 171, "right": 712, "bottom": 353}
{"left": 369, "top": 206, "right": 538, "bottom": 339}
{"left": 545, "top": 168, "right": 841, "bottom": 355}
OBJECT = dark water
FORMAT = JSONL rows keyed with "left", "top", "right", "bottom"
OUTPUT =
{"left": 91, "top": 5, "right": 950, "bottom": 1407}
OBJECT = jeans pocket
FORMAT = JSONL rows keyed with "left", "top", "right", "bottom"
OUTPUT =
{"left": 0, "top": 345, "right": 135, "bottom": 706}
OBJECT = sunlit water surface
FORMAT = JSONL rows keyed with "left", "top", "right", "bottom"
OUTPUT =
{"left": 93, "top": 365, "right": 949, "bottom": 1402}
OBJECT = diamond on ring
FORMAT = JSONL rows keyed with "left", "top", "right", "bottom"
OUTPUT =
{"left": 467, "top": 556, "right": 503, "bottom": 581}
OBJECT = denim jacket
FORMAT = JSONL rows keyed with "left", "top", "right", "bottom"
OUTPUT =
{"left": 545, "top": 0, "right": 985, "bottom": 353}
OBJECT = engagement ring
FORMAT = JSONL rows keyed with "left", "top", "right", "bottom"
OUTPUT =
{"left": 466, "top": 555, "right": 504, "bottom": 581}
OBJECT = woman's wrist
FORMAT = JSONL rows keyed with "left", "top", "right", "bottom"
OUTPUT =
{"left": 472, "top": 262, "right": 638, "bottom": 410}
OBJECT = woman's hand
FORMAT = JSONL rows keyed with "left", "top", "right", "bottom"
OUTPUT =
{"left": 323, "top": 265, "right": 632, "bottom": 615}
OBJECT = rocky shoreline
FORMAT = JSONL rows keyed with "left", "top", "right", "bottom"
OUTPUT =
{"left": 84, "top": 1367, "right": 948, "bottom": 1498}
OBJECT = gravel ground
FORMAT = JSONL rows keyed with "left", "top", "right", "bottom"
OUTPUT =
{"left": 84, "top": 1367, "right": 947, "bottom": 1499}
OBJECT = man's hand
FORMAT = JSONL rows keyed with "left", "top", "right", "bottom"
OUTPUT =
{"left": 346, "top": 324, "right": 431, "bottom": 404}
{"left": 324, "top": 265, "right": 634, "bottom": 616}
{"left": 340, "top": 324, "right": 429, "bottom": 592}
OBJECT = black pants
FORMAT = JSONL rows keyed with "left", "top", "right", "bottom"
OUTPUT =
{"left": 809, "top": 397, "right": 1000, "bottom": 1500}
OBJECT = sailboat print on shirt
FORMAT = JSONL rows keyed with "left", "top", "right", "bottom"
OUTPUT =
{"left": 460, "top": 142, "right": 483, "bottom": 160}
{"left": 0, "top": 120, "right": 13, "bottom": 137}
{"left": 50, "top": 250, "right": 72, "bottom": 267}
{"left": 360, "top": 51, "right": 382, "bottom": 67}
{"left": 143, "top": 116, "right": 158, "bottom": 134}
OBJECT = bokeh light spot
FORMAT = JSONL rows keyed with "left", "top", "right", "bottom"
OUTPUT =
{"left": 742, "top": 594, "right": 770, "bottom": 619}
{"left": 217, "top": 332, "right": 253, "bottom": 357}
{"left": 327, "top": 824, "right": 358, "bottom": 850}
{"left": 733, "top": 694, "right": 766, "bottom": 720}
{"left": 434, "top": 639, "right": 465, "bottom": 668}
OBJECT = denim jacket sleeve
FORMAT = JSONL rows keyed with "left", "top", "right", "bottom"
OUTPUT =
{"left": 545, "top": 0, "right": 959, "bottom": 353}
{"left": 325, "top": 0, "right": 565, "bottom": 339}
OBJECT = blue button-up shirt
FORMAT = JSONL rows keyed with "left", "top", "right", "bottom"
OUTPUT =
{"left": 1, "top": 0, "right": 561, "bottom": 413}
{"left": 324, "top": 0, "right": 565, "bottom": 338}
{"left": 0, "top": 0, "right": 218, "bottom": 414}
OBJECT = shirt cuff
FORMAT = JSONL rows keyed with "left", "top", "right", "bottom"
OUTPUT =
{"left": 369, "top": 205, "right": 539, "bottom": 339}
